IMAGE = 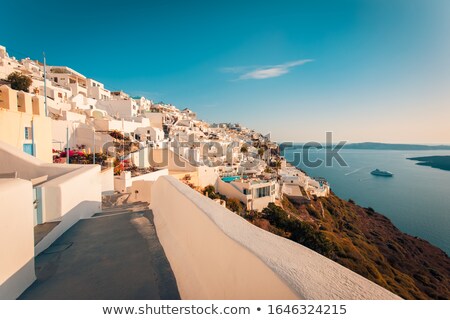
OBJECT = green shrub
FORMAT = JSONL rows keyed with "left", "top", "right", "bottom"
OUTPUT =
{"left": 7, "top": 72, "right": 32, "bottom": 92}
{"left": 226, "top": 198, "right": 244, "bottom": 213}
{"left": 262, "top": 203, "right": 334, "bottom": 256}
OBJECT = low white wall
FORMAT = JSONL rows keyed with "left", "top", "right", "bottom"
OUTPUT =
{"left": 100, "top": 168, "right": 114, "bottom": 194}
{"left": 0, "top": 140, "right": 76, "bottom": 181}
{"left": 35, "top": 165, "right": 102, "bottom": 255}
{"left": 126, "top": 169, "right": 169, "bottom": 203}
{"left": 0, "top": 179, "right": 36, "bottom": 299}
{"left": 93, "top": 118, "right": 146, "bottom": 133}
{"left": 62, "top": 110, "right": 86, "bottom": 122}
{"left": 114, "top": 171, "right": 132, "bottom": 193}
{"left": 151, "top": 176, "right": 298, "bottom": 299}
{"left": 131, "top": 169, "right": 168, "bottom": 182}
{"left": 151, "top": 176, "right": 401, "bottom": 300}
{"left": 114, "top": 169, "right": 168, "bottom": 194}
{"left": 127, "top": 180, "right": 153, "bottom": 203}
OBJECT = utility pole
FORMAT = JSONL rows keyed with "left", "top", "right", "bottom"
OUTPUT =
{"left": 66, "top": 125, "right": 70, "bottom": 164}
{"left": 93, "top": 128, "right": 96, "bottom": 164}
{"left": 43, "top": 52, "right": 47, "bottom": 117}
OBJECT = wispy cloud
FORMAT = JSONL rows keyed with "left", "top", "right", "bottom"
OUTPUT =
{"left": 221, "top": 59, "right": 313, "bottom": 80}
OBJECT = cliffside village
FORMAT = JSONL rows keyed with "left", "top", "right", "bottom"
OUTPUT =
{"left": 0, "top": 44, "right": 329, "bottom": 214}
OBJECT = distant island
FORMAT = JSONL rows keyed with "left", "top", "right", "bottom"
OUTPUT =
{"left": 287, "top": 142, "right": 450, "bottom": 151}
{"left": 407, "top": 156, "right": 450, "bottom": 172}
{"left": 342, "top": 142, "right": 450, "bottom": 150}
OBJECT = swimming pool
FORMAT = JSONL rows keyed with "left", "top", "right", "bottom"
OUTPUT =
{"left": 221, "top": 176, "right": 245, "bottom": 183}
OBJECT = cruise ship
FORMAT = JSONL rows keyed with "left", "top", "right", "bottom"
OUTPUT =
{"left": 371, "top": 169, "right": 393, "bottom": 177}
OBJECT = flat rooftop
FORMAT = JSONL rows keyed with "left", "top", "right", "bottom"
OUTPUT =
{"left": 20, "top": 203, "right": 180, "bottom": 300}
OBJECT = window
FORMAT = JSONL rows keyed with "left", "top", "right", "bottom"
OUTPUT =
{"left": 24, "top": 127, "right": 32, "bottom": 140}
{"left": 255, "top": 186, "right": 270, "bottom": 198}
{"left": 58, "top": 92, "right": 63, "bottom": 98}
{"left": 54, "top": 77, "right": 58, "bottom": 82}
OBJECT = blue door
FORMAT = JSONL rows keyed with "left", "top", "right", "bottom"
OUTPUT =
{"left": 23, "top": 143, "right": 34, "bottom": 156}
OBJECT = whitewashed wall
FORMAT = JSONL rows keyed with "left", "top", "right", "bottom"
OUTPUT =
{"left": 0, "top": 140, "right": 103, "bottom": 256}
{"left": 0, "top": 179, "right": 36, "bottom": 299}
{"left": 151, "top": 175, "right": 401, "bottom": 300}
{"left": 151, "top": 175, "right": 298, "bottom": 299}
{"left": 100, "top": 168, "right": 114, "bottom": 194}
{"left": 35, "top": 165, "right": 102, "bottom": 254}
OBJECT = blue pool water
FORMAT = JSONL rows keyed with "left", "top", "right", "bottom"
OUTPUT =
{"left": 222, "top": 176, "right": 244, "bottom": 183}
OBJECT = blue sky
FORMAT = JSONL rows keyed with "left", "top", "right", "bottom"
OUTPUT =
{"left": 2, "top": 0, "right": 449, "bottom": 143}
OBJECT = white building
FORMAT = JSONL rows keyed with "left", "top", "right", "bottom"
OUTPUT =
{"left": 96, "top": 98, "right": 138, "bottom": 118}
{"left": 181, "top": 108, "right": 196, "bottom": 120}
{"left": 217, "top": 177, "right": 277, "bottom": 211}
{"left": 86, "top": 78, "right": 110, "bottom": 101}
{"left": 0, "top": 46, "right": 22, "bottom": 80}
{"left": 143, "top": 111, "right": 164, "bottom": 130}
{"left": 47, "top": 66, "right": 88, "bottom": 97}
{"left": 134, "top": 96, "right": 152, "bottom": 113}
{"left": 280, "top": 166, "right": 330, "bottom": 198}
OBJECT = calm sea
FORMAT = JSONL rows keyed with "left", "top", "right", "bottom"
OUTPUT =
{"left": 282, "top": 148, "right": 450, "bottom": 254}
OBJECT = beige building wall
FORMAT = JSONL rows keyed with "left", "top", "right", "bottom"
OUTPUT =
{"left": 0, "top": 85, "right": 52, "bottom": 163}
{"left": 144, "top": 112, "right": 164, "bottom": 129}
{"left": 0, "top": 109, "right": 52, "bottom": 163}
{"left": 0, "top": 85, "right": 18, "bottom": 111}
{"left": 31, "top": 95, "right": 44, "bottom": 116}
{"left": 17, "top": 91, "right": 32, "bottom": 114}
{"left": 0, "top": 179, "right": 36, "bottom": 299}
{"left": 196, "top": 166, "right": 219, "bottom": 188}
